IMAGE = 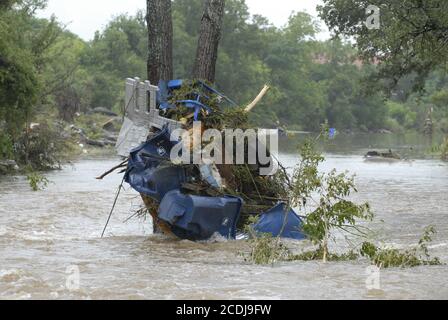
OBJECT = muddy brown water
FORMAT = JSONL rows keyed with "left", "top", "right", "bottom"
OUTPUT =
{"left": 1, "top": 135, "right": 448, "bottom": 299}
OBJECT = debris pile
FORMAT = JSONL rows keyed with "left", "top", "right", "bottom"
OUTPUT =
{"left": 105, "top": 78, "right": 305, "bottom": 241}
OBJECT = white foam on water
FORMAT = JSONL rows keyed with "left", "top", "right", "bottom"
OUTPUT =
{"left": 0, "top": 269, "right": 25, "bottom": 282}
{"left": 428, "top": 243, "right": 448, "bottom": 249}
{"left": 1, "top": 156, "right": 448, "bottom": 299}
{"left": 203, "top": 233, "right": 231, "bottom": 243}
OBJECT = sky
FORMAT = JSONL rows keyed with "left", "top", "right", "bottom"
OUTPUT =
{"left": 38, "top": 0, "right": 329, "bottom": 41}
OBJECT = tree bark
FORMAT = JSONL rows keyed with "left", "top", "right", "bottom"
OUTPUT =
{"left": 192, "top": 0, "right": 225, "bottom": 83}
{"left": 147, "top": 0, "right": 173, "bottom": 84}
{"left": 146, "top": 0, "right": 173, "bottom": 234}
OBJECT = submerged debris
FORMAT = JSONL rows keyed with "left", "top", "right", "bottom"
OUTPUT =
{"left": 364, "top": 150, "right": 401, "bottom": 161}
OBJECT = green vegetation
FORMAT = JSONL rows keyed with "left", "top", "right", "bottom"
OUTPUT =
{"left": 288, "top": 128, "right": 373, "bottom": 262}
{"left": 318, "top": 0, "right": 448, "bottom": 153}
{"left": 360, "top": 227, "right": 442, "bottom": 268}
{"left": 0, "top": 0, "right": 83, "bottom": 172}
{"left": 1, "top": 1, "right": 444, "bottom": 267}
{"left": 245, "top": 226, "right": 442, "bottom": 268}
{"left": 26, "top": 171, "right": 50, "bottom": 191}
{"left": 243, "top": 132, "right": 441, "bottom": 267}
{"left": 14, "top": 122, "right": 70, "bottom": 170}
{"left": 318, "top": 0, "right": 448, "bottom": 93}
{"left": 2, "top": 0, "right": 448, "bottom": 169}
{"left": 243, "top": 129, "right": 373, "bottom": 264}
{"left": 242, "top": 215, "right": 290, "bottom": 265}
{"left": 244, "top": 233, "right": 291, "bottom": 266}
{"left": 289, "top": 247, "right": 359, "bottom": 262}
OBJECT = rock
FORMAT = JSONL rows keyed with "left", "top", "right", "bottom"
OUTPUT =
{"left": 89, "top": 107, "right": 118, "bottom": 117}
{"left": 101, "top": 117, "right": 122, "bottom": 132}
{"left": 0, "top": 160, "right": 17, "bottom": 166}
{"left": 85, "top": 137, "right": 115, "bottom": 148}
{"left": 69, "top": 125, "right": 86, "bottom": 136}
{"left": 102, "top": 130, "right": 118, "bottom": 143}
{"left": 0, "top": 160, "right": 19, "bottom": 171}
{"left": 68, "top": 124, "right": 116, "bottom": 148}
{"left": 60, "top": 131, "right": 72, "bottom": 140}
{"left": 359, "top": 125, "right": 369, "bottom": 133}
{"left": 104, "top": 137, "right": 117, "bottom": 145}
{"left": 85, "top": 139, "right": 106, "bottom": 148}
{"left": 103, "top": 140, "right": 116, "bottom": 146}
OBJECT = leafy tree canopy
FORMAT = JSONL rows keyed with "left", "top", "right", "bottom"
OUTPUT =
{"left": 318, "top": 0, "right": 448, "bottom": 92}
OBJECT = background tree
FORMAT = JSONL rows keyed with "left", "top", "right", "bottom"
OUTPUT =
{"left": 0, "top": 0, "right": 47, "bottom": 141}
{"left": 318, "top": 0, "right": 448, "bottom": 92}
{"left": 4, "top": 0, "right": 448, "bottom": 168}
{"left": 146, "top": 0, "right": 173, "bottom": 84}
{"left": 318, "top": 0, "right": 448, "bottom": 151}
{"left": 192, "top": 0, "right": 226, "bottom": 83}
{"left": 0, "top": 0, "right": 16, "bottom": 10}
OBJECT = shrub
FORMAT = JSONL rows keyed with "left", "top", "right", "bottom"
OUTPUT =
{"left": 288, "top": 129, "right": 373, "bottom": 262}
{"left": 26, "top": 171, "right": 50, "bottom": 191}
{"left": 14, "top": 121, "right": 69, "bottom": 170}
{"left": 360, "top": 227, "right": 442, "bottom": 268}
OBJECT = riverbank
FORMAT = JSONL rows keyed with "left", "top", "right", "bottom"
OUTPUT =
{"left": 0, "top": 112, "right": 122, "bottom": 176}
{"left": 3, "top": 113, "right": 447, "bottom": 177}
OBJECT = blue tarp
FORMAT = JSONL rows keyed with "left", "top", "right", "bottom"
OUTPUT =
{"left": 254, "top": 203, "right": 306, "bottom": 240}
{"left": 158, "top": 190, "right": 243, "bottom": 241}
{"left": 125, "top": 127, "right": 186, "bottom": 202}
{"left": 124, "top": 126, "right": 242, "bottom": 241}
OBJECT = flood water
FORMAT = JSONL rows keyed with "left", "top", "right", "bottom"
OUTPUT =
{"left": 1, "top": 133, "right": 447, "bottom": 300}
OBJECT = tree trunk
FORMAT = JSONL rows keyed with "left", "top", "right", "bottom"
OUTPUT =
{"left": 146, "top": 0, "right": 173, "bottom": 234}
{"left": 146, "top": 0, "right": 173, "bottom": 84}
{"left": 192, "top": 0, "right": 225, "bottom": 83}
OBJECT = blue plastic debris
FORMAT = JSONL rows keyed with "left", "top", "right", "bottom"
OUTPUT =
{"left": 125, "top": 127, "right": 187, "bottom": 201}
{"left": 157, "top": 80, "right": 172, "bottom": 110}
{"left": 128, "top": 125, "right": 176, "bottom": 162}
{"left": 253, "top": 203, "right": 306, "bottom": 240}
{"left": 177, "top": 98, "right": 211, "bottom": 121}
{"left": 122, "top": 79, "right": 304, "bottom": 242}
{"left": 156, "top": 79, "right": 237, "bottom": 118}
{"left": 157, "top": 79, "right": 186, "bottom": 110}
{"left": 158, "top": 190, "right": 243, "bottom": 241}
{"left": 329, "top": 128, "right": 337, "bottom": 139}
{"left": 196, "top": 80, "right": 238, "bottom": 107}
{"left": 167, "top": 79, "right": 183, "bottom": 90}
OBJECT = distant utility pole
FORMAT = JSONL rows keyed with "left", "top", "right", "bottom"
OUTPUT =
{"left": 146, "top": 0, "right": 173, "bottom": 84}
{"left": 192, "top": 0, "right": 226, "bottom": 83}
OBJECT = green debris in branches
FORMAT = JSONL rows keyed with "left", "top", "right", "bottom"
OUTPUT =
{"left": 360, "top": 227, "right": 442, "bottom": 268}
{"left": 163, "top": 80, "right": 251, "bottom": 130}
{"left": 245, "top": 233, "right": 291, "bottom": 265}
{"left": 288, "top": 247, "right": 359, "bottom": 262}
{"left": 242, "top": 216, "right": 290, "bottom": 265}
